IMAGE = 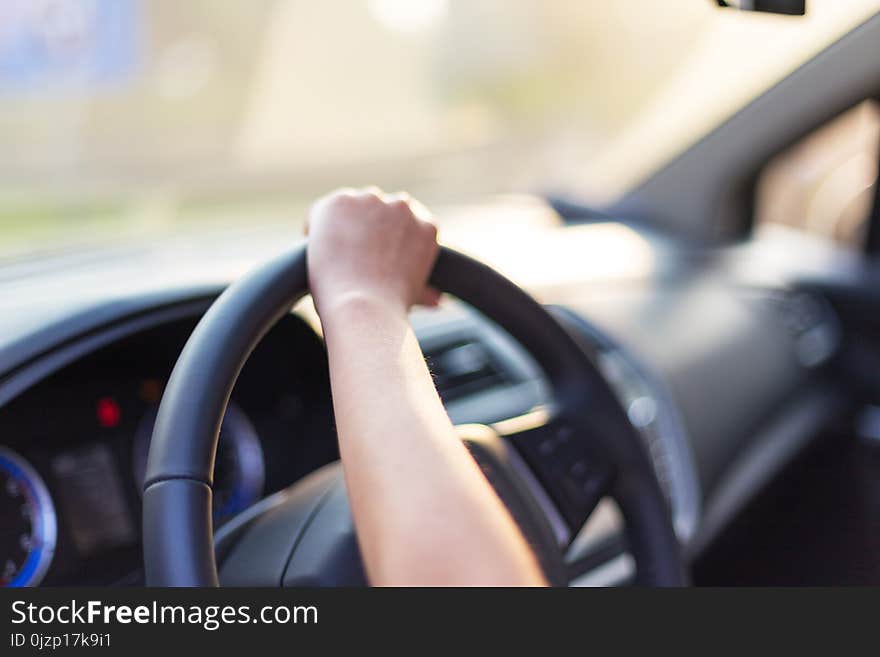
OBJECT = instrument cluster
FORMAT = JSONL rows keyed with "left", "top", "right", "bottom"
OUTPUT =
{"left": 0, "top": 312, "right": 336, "bottom": 587}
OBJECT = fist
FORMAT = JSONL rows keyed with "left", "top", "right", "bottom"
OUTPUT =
{"left": 306, "top": 188, "right": 441, "bottom": 318}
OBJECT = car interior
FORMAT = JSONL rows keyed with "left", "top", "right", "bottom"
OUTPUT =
{"left": 2, "top": 0, "right": 880, "bottom": 587}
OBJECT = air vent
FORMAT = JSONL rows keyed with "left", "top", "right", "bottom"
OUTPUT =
{"left": 425, "top": 338, "right": 509, "bottom": 402}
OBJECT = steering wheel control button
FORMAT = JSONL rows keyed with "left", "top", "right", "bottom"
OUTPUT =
{"left": 509, "top": 422, "right": 614, "bottom": 532}
{"left": 555, "top": 426, "right": 574, "bottom": 444}
{"left": 538, "top": 438, "right": 556, "bottom": 456}
{"left": 570, "top": 460, "right": 588, "bottom": 478}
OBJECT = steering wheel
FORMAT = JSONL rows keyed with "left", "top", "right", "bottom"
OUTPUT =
{"left": 143, "top": 245, "right": 687, "bottom": 586}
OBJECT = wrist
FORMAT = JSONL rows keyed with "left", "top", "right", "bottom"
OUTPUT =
{"left": 316, "top": 289, "right": 408, "bottom": 328}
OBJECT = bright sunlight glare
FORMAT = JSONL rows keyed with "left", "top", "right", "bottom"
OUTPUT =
{"left": 366, "top": 0, "right": 448, "bottom": 34}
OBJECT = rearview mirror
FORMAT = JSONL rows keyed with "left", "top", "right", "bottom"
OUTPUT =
{"left": 715, "top": 0, "right": 806, "bottom": 15}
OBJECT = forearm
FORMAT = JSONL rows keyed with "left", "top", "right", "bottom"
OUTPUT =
{"left": 321, "top": 293, "right": 546, "bottom": 586}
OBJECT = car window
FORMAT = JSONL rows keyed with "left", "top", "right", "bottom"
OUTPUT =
{"left": 754, "top": 99, "right": 880, "bottom": 249}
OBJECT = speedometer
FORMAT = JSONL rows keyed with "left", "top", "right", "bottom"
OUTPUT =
{"left": 133, "top": 402, "right": 265, "bottom": 523}
{"left": 0, "top": 447, "right": 57, "bottom": 587}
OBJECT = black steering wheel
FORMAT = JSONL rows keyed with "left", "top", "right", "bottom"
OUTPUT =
{"left": 143, "top": 245, "right": 687, "bottom": 586}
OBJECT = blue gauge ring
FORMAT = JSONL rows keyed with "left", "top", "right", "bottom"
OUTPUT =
{"left": 0, "top": 447, "right": 57, "bottom": 587}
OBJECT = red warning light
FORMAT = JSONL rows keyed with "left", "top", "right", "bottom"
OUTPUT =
{"left": 96, "top": 397, "right": 122, "bottom": 428}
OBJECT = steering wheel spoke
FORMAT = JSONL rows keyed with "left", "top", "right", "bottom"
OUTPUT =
{"left": 491, "top": 410, "right": 616, "bottom": 537}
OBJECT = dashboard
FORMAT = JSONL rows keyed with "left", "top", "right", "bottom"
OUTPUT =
{"left": 0, "top": 202, "right": 852, "bottom": 587}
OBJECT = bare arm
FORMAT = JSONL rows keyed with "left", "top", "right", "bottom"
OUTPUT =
{"left": 307, "top": 189, "right": 547, "bottom": 586}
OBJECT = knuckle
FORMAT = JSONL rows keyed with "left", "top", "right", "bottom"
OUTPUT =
{"left": 325, "top": 187, "right": 357, "bottom": 203}
{"left": 326, "top": 191, "right": 357, "bottom": 210}
{"left": 388, "top": 198, "right": 412, "bottom": 214}
{"left": 357, "top": 187, "right": 384, "bottom": 204}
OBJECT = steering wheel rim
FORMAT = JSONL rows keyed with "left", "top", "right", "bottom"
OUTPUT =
{"left": 143, "top": 244, "right": 687, "bottom": 586}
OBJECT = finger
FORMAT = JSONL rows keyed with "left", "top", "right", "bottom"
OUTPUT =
{"left": 385, "top": 191, "right": 412, "bottom": 204}
{"left": 309, "top": 187, "right": 358, "bottom": 217}
{"left": 306, "top": 187, "right": 362, "bottom": 235}
{"left": 383, "top": 191, "right": 434, "bottom": 229}
{"left": 408, "top": 197, "right": 433, "bottom": 224}
{"left": 420, "top": 218, "right": 438, "bottom": 242}
{"left": 384, "top": 190, "right": 432, "bottom": 219}
{"left": 358, "top": 185, "right": 386, "bottom": 200}
{"left": 418, "top": 286, "right": 442, "bottom": 308}
{"left": 316, "top": 187, "right": 359, "bottom": 204}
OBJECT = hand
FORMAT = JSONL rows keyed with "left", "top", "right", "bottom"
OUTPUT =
{"left": 306, "top": 187, "right": 441, "bottom": 319}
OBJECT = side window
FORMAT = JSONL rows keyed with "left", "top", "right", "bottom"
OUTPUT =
{"left": 754, "top": 100, "right": 880, "bottom": 249}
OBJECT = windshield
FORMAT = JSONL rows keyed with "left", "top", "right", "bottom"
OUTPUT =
{"left": 2, "top": 0, "right": 880, "bottom": 259}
